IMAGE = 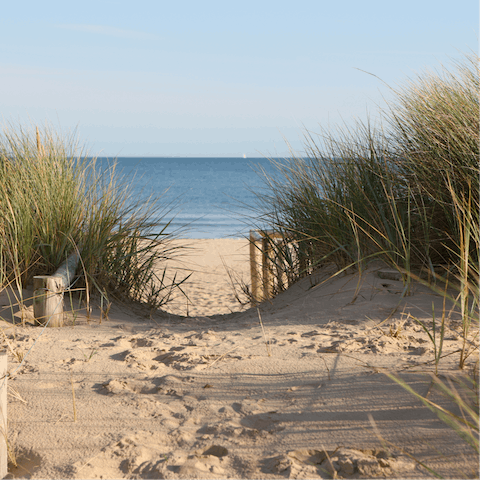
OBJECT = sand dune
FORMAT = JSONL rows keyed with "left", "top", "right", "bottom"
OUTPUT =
{"left": 1, "top": 239, "right": 478, "bottom": 479}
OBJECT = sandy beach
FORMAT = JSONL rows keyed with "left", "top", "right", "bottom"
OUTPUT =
{"left": 160, "top": 239, "right": 252, "bottom": 317}
{"left": 1, "top": 239, "right": 478, "bottom": 479}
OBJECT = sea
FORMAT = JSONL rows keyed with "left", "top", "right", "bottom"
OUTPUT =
{"left": 97, "top": 157, "right": 279, "bottom": 239}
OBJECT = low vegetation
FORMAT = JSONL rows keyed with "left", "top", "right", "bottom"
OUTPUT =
{"left": 0, "top": 123, "right": 188, "bottom": 313}
{"left": 253, "top": 52, "right": 479, "bottom": 366}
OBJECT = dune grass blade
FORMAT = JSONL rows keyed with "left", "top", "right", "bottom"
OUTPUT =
{"left": 447, "top": 181, "right": 478, "bottom": 369}
{"left": 384, "top": 372, "right": 479, "bottom": 454}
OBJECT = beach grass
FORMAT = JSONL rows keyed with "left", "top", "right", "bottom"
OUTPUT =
{"left": 0, "top": 122, "right": 188, "bottom": 314}
{"left": 252, "top": 53, "right": 479, "bottom": 370}
{"left": 249, "top": 51, "right": 479, "bottom": 475}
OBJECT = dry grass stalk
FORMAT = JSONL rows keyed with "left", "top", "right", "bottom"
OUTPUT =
{"left": 8, "top": 385, "right": 26, "bottom": 404}
{"left": 71, "top": 376, "right": 77, "bottom": 422}
{"left": 0, "top": 421, "right": 17, "bottom": 468}
{"left": 0, "top": 330, "right": 24, "bottom": 364}
{"left": 257, "top": 308, "right": 272, "bottom": 356}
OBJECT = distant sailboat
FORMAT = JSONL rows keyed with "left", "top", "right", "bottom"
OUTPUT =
{"left": 243, "top": 153, "right": 247, "bottom": 159}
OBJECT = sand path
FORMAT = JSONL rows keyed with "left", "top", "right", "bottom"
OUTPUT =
{"left": 1, "top": 240, "right": 478, "bottom": 479}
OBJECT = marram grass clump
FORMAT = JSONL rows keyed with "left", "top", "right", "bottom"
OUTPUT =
{"left": 0, "top": 123, "right": 188, "bottom": 312}
{"left": 254, "top": 53, "right": 478, "bottom": 282}
{"left": 252, "top": 53, "right": 479, "bottom": 369}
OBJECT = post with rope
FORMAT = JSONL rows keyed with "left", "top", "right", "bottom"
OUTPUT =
{"left": 33, "top": 252, "right": 80, "bottom": 327}
{"left": 0, "top": 351, "right": 6, "bottom": 479}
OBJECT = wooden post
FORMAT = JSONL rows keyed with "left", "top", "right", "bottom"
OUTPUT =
{"left": 250, "top": 230, "right": 289, "bottom": 303}
{"left": 33, "top": 275, "right": 64, "bottom": 327}
{"left": 262, "top": 236, "right": 273, "bottom": 300}
{"left": 249, "top": 231, "right": 260, "bottom": 304}
{"left": 275, "top": 243, "right": 285, "bottom": 292}
{"left": 0, "top": 352, "right": 7, "bottom": 479}
{"left": 33, "top": 252, "right": 80, "bottom": 327}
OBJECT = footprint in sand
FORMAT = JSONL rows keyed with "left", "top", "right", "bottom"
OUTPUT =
{"left": 268, "top": 448, "right": 415, "bottom": 478}
{"left": 218, "top": 405, "right": 239, "bottom": 418}
{"left": 111, "top": 331, "right": 247, "bottom": 371}
{"left": 102, "top": 373, "right": 194, "bottom": 399}
{"left": 316, "top": 333, "right": 434, "bottom": 355}
{"left": 115, "top": 345, "right": 196, "bottom": 371}
{"left": 240, "top": 411, "right": 285, "bottom": 435}
{"left": 193, "top": 399, "right": 283, "bottom": 441}
{"left": 232, "top": 398, "right": 265, "bottom": 416}
{"left": 153, "top": 349, "right": 209, "bottom": 370}
{"left": 176, "top": 445, "right": 229, "bottom": 477}
{"left": 115, "top": 344, "right": 210, "bottom": 371}
{"left": 72, "top": 432, "right": 172, "bottom": 479}
{"left": 185, "top": 330, "right": 218, "bottom": 344}
{"left": 300, "top": 330, "right": 323, "bottom": 337}
{"left": 128, "top": 337, "right": 156, "bottom": 348}
{"left": 10, "top": 361, "right": 39, "bottom": 375}
{"left": 197, "top": 403, "right": 270, "bottom": 442}
{"left": 101, "top": 377, "right": 159, "bottom": 395}
{"left": 155, "top": 374, "right": 190, "bottom": 396}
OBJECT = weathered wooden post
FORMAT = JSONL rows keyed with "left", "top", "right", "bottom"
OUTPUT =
{"left": 33, "top": 276, "right": 63, "bottom": 327}
{"left": 33, "top": 252, "right": 80, "bottom": 327}
{"left": 249, "top": 230, "right": 260, "bottom": 304}
{"left": 261, "top": 235, "right": 273, "bottom": 300}
{"left": 275, "top": 239, "right": 286, "bottom": 292}
{"left": 250, "top": 230, "right": 288, "bottom": 303}
{"left": 0, "top": 352, "right": 7, "bottom": 479}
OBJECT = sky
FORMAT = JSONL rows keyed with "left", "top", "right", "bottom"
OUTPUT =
{"left": 1, "top": 0, "right": 478, "bottom": 157}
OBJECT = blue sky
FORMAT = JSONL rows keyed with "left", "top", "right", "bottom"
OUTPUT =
{"left": 1, "top": 0, "right": 478, "bottom": 157}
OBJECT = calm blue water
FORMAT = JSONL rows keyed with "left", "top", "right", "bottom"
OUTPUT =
{"left": 98, "top": 157, "right": 278, "bottom": 239}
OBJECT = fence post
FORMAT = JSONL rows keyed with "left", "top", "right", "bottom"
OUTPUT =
{"left": 275, "top": 241, "right": 286, "bottom": 292}
{"left": 0, "top": 352, "right": 7, "bottom": 479}
{"left": 261, "top": 235, "right": 273, "bottom": 300}
{"left": 33, "top": 252, "right": 80, "bottom": 327}
{"left": 33, "top": 276, "right": 64, "bottom": 327}
{"left": 249, "top": 231, "right": 260, "bottom": 304}
{"left": 250, "top": 230, "right": 288, "bottom": 304}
